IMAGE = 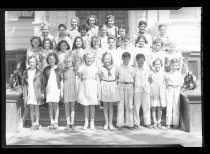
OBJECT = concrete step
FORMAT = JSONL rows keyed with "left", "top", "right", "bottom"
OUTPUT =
{"left": 24, "top": 103, "right": 166, "bottom": 127}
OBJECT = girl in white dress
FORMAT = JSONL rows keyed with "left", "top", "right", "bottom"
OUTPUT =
{"left": 78, "top": 52, "right": 100, "bottom": 130}
{"left": 105, "top": 15, "right": 118, "bottom": 38}
{"left": 23, "top": 56, "right": 44, "bottom": 130}
{"left": 86, "top": 15, "right": 99, "bottom": 38}
{"left": 150, "top": 58, "right": 166, "bottom": 129}
{"left": 43, "top": 53, "right": 63, "bottom": 130}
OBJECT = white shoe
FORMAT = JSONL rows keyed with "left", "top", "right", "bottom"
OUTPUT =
{"left": 83, "top": 123, "right": 88, "bottom": 130}
{"left": 103, "top": 124, "right": 108, "bottom": 130}
{"left": 90, "top": 122, "right": 95, "bottom": 130}
{"left": 109, "top": 124, "right": 114, "bottom": 131}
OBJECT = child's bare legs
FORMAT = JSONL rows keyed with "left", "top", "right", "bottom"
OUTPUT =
{"left": 151, "top": 107, "right": 157, "bottom": 128}
{"left": 65, "top": 102, "right": 70, "bottom": 125}
{"left": 103, "top": 102, "right": 109, "bottom": 129}
{"left": 53, "top": 102, "right": 59, "bottom": 128}
{"left": 70, "top": 102, "right": 75, "bottom": 128}
{"left": 83, "top": 106, "right": 89, "bottom": 129}
{"left": 48, "top": 102, "right": 54, "bottom": 124}
{"left": 108, "top": 102, "right": 114, "bottom": 130}
{"left": 34, "top": 105, "right": 40, "bottom": 126}
{"left": 29, "top": 105, "right": 35, "bottom": 127}
{"left": 156, "top": 107, "right": 162, "bottom": 123}
{"left": 90, "top": 105, "right": 95, "bottom": 129}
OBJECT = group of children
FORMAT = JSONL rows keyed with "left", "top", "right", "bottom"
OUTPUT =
{"left": 23, "top": 14, "right": 184, "bottom": 131}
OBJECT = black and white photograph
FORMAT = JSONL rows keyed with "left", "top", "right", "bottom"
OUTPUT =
{"left": 3, "top": 8, "right": 202, "bottom": 147}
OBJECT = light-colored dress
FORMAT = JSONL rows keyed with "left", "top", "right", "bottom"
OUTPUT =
{"left": 63, "top": 68, "right": 77, "bottom": 103}
{"left": 99, "top": 65, "right": 120, "bottom": 102}
{"left": 107, "top": 26, "right": 118, "bottom": 38}
{"left": 78, "top": 65, "right": 99, "bottom": 106}
{"left": 46, "top": 66, "right": 60, "bottom": 103}
{"left": 150, "top": 71, "right": 166, "bottom": 107}
{"left": 91, "top": 48, "right": 105, "bottom": 67}
{"left": 87, "top": 25, "right": 99, "bottom": 38}
{"left": 26, "top": 47, "right": 42, "bottom": 69}
{"left": 27, "top": 69, "right": 37, "bottom": 105}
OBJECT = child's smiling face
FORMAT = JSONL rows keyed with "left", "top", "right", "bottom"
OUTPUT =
{"left": 85, "top": 54, "right": 94, "bottom": 66}
{"left": 136, "top": 58, "right": 145, "bottom": 68}
{"left": 48, "top": 56, "right": 56, "bottom": 67}
{"left": 119, "top": 28, "right": 126, "bottom": 37}
{"left": 44, "top": 40, "right": 50, "bottom": 50}
{"left": 89, "top": 17, "right": 96, "bottom": 26}
{"left": 154, "top": 60, "right": 161, "bottom": 72}
{"left": 41, "top": 26, "right": 49, "bottom": 36}
{"left": 137, "top": 38, "right": 145, "bottom": 48}
{"left": 71, "top": 18, "right": 78, "bottom": 29}
{"left": 108, "top": 18, "right": 115, "bottom": 27}
{"left": 80, "top": 29, "right": 87, "bottom": 36}
{"left": 104, "top": 54, "right": 112, "bottom": 67}
{"left": 138, "top": 24, "right": 146, "bottom": 33}
{"left": 154, "top": 42, "right": 162, "bottom": 51}
{"left": 76, "top": 38, "right": 82, "bottom": 48}
{"left": 31, "top": 38, "right": 40, "bottom": 48}
{"left": 58, "top": 26, "right": 66, "bottom": 36}
{"left": 28, "top": 58, "right": 36, "bottom": 69}
{"left": 60, "top": 42, "right": 68, "bottom": 51}
{"left": 108, "top": 38, "right": 116, "bottom": 49}
{"left": 99, "top": 26, "right": 107, "bottom": 36}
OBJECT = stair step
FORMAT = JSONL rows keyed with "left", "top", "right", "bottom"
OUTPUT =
{"left": 24, "top": 104, "right": 166, "bottom": 127}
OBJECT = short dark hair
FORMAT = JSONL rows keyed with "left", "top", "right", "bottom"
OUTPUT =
{"left": 108, "top": 36, "right": 117, "bottom": 42}
{"left": 118, "top": 25, "right": 129, "bottom": 35}
{"left": 57, "top": 40, "right": 70, "bottom": 51}
{"left": 46, "top": 52, "right": 59, "bottom": 65}
{"left": 158, "top": 24, "right": 167, "bottom": 30}
{"left": 78, "top": 23, "right": 90, "bottom": 32}
{"left": 136, "top": 53, "right": 145, "bottom": 60}
{"left": 138, "top": 21, "right": 147, "bottom": 27}
{"left": 58, "top": 24, "right": 66, "bottom": 30}
{"left": 122, "top": 52, "right": 131, "bottom": 59}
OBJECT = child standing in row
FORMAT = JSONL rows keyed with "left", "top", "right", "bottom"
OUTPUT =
{"left": 61, "top": 54, "right": 78, "bottom": 130}
{"left": 56, "top": 40, "right": 71, "bottom": 69}
{"left": 66, "top": 17, "right": 80, "bottom": 47}
{"left": 133, "top": 53, "right": 152, "bottom": 129}
{"left": 78, "top": 23, "right": 91, "bottom": 50}
{"left": 116, "top": 52, "right": 136, "bottom": 130}
{"left": 43, "top": 53, "right": 63, "bottom": 130}
{"left": 78, "top": 52, "right": 100, "bottom": 130}
{"left": 39, "top": 38, "right": 54, "bottom": 70}
{"left": 106, "top": 15, "right": 118, "bottom": 38}
{"left": 23, "top": 56, "right": 45, "bottom": 130}
{"left": 99, "top": 52, "right": 120, "bottom": 131}
{"left": 53, "top": 24, "right": 72, "bottom": 51}
{"left": 26, "top": 36, "right": 42, "bottom": 69}
{"left": 98, "top": 24, "right": 109, "bottom": 50}
{"left": 150, "top": 58, "right": 166, "bottom": 129}
{"left": 165, "top": 58, "right": 184, "bottom": 129}
{"left": 39, "top": 22, "right": 54, "bottom": 42}
{"left": 86, "top": 15, "right": 99, "bottom": 38}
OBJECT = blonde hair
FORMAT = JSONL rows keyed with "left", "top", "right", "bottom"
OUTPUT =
{"left": 84, "top": 51, "right": 94, "bottom": 64}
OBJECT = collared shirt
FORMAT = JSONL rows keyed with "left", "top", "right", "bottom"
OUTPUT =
{"left": 134, "top": 66, "right": 150, "bottom": 93}
{"left": 99, "top": 65, "right": 117, "bottom": 81}
{"left": 165, "top": 71, "right": 184, "bottom": 86}
{"left": 117, "top": 64, "right": 135, "bottom": 83}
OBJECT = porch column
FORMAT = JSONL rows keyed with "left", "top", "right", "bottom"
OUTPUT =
{"left": 158, "top": 10, "right": 170, "bottom": 24}
{"left": 147, "top": 10, "right": 158, "bottom": 28}
{"left": 32, "top": 11, "right": 46, "bottom": 36}
{"left": 49, "top": 11, "right": 57, "bottom": 36}
{"left": 128, "top": 10, "right": 147, "bottom": 37}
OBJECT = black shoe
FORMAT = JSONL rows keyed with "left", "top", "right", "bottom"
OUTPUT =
{"left": 173, "top": 125, "right": 179, "bottom": 129}
{"left": 133, "top": 125, "right": 139, "bottom": 129}
{"left": 117, "top": 126, "right": 124, "bottom": 130}
{"left": 145, "top": 125, "right": 153, "bottom": 129}
{"left": 71, "top": 124, "right": 76, "bottom": 130}
{"left": 126, "top": 126, "right": 135, "bottom": 130}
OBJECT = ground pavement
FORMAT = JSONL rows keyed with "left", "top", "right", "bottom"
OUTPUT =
{"left": 6, "top": 125, "right": 202, "bottom": 147}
